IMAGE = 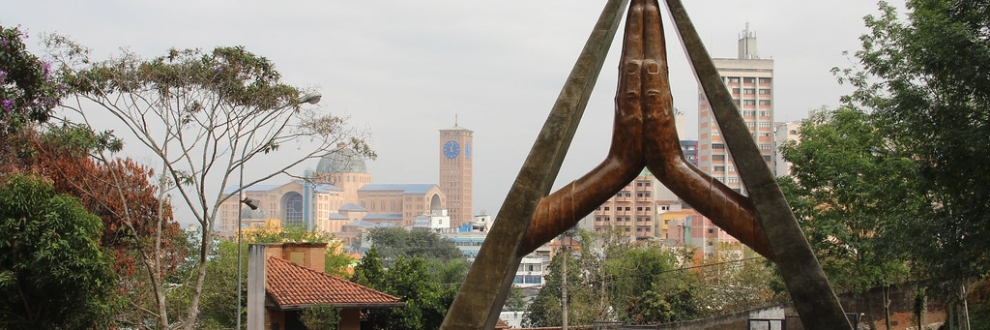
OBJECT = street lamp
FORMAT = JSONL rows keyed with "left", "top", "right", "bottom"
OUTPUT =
{"left": 236, "top": 92, "right": 321, "bottom": 329}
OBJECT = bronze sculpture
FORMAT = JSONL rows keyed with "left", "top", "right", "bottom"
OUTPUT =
{"left": 520, "top": 0, "right": 771, "bottom": 260}
{"left": 441, "top": 0, "right": 851, "bottom": 328}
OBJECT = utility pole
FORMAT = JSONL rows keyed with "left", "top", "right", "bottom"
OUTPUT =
{"left": 561, "top": 236, "right": 568, "bottom": 330}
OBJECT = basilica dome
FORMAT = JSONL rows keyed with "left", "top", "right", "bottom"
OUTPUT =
{"left": 315, "top": 147, "right": 368, "bottom": 174}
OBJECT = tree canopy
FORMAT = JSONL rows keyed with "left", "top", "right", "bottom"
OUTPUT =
{"left": 351, "top": 246, "right": 460, "bottom": 330}
{"left": 778, "top": 107, "right": 915, "bottom": 294}
{"left": 837, "top": 0, "right": 990, "bottom": 284}
{"left": 366, "top": 227, "right": 463, "bottom": 262}
{"left": 0, "top": 174, "right": 119, "bottom": 329}
{"left": 45, "top": 38, "right": 374, "bottom": 329}
{"left": 0, "top": 25, "right": 64, "bottom": 125}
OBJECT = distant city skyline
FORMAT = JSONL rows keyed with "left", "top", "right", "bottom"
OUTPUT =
{"left": 2, "top": 0, "right": 902, "bottom": 224}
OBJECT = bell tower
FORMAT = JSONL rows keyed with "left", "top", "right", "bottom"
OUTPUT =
{"left": 439, "top": 118, "right": 473, "bottom": 229}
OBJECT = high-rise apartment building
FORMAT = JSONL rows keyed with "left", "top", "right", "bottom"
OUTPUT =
{"left": 439, "top": 123, "right": 473, "bottom": 228}
{"left": 697, "top": 25, "right": 774, "bottom": 193}
{"left": 591, "top": 170, "right": 658, "bottom": 240}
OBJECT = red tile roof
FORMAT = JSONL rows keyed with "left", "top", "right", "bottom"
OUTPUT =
{"left": 266, "top": 257, "right": 403, "bottom": 309}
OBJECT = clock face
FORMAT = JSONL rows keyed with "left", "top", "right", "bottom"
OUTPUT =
{"left": 465, "top": 142, "right": 472, "bottom": 159}
{"left": 443, "top": 140, "right": 460, "bottom": 159}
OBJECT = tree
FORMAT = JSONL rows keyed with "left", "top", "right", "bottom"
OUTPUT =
{"left": 691, "top": 247, "right": 784, "bottom": 316}
{"left": 0, "top": 174, "right": 119, "bottom": 329}
{"left": 0, "top": 25, "right": 64, "bottom": 128}
{"left": 300, "top": 304, "right": 340, "bottom": 330}
{"left": 837, "top": 0, "right": 990, "bottom": 285}
{"left": 366, "top": 227, "right": 462, "bottom": 262}
{"left": 779, "top": 107, "right": 918, "bottom": 327}
{"left": 523, "top": 250, "right": 600, "bottom": 327}
{"left": 351, "top": 246, "right": 457, "bottom": 330}
{"left": 1, "top": 123, "right": 186, "bottom": 328}
{"left": 46, "top": 39, "right": 374, "bottom": 329}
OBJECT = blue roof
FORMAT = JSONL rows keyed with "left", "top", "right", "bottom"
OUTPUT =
{"left": 344, "top": 220, "right": 399, "bottom": 229}
{"left": 359, "top": 184, "right": 437, "bottom": 195}
{"left": 340, "top": 203, "right": 367, "bottom": 212}
{"left": 223, "top": 182, "right": 341, "bottom": 195}
{"left": 329, "top": 213, "right": 349, "bottom": 220}
{"left": 313, "top": 183, "right": 342, "bottom": 193}
{"left": 222, "top": 184, "right": 282, "bottom": 195}
{"left": 362, "top": 213, "right": 403, "bottom": 221}
{"left": 344, "top": 220, "right": 376, "bottom": 228}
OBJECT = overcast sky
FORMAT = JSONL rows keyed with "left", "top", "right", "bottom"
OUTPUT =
{"left": 3, "top": 0, "right": 901, "bottom": 222}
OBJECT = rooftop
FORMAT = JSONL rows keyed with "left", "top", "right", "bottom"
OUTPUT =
{"left": 265, "top": 257, "right": 403, "bottom": 309}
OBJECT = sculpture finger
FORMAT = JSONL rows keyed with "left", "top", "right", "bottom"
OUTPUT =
{"left": 636, "top": 0, "right": 773, "bottom": 260}
{"left": 519, "top": 0, "right": 650, "bottom": 256}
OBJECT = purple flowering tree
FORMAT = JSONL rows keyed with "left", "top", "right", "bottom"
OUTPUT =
{"left": 0, "top": 25, "right": 63, "bottom": 125}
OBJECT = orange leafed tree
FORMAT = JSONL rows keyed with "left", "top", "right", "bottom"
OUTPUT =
{"left": 1, "top": 125, "right": 185, "bottom": 326}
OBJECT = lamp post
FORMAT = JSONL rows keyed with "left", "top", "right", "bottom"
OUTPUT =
{"left": 236, "top": 91, "right": 322, "bottom": 329}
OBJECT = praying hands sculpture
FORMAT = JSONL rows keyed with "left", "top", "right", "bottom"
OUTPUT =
{"left": 520, "top": 0, "right": 772, "bottom": 260}
{"left": 443, "top": 1, "right": 851, "bottom": 328}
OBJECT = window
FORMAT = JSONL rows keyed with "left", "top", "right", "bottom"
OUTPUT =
{"left": 759, "top": 89, "right": 771, "bottom": 95}
{"left": 728, "top": 177, "right": 740, "bottom": 183}
{"left": 743, "top": 100, "right": 756, "bottom": 105}
{"left": 625, "top": 207, "right": 632, "bottom": 211}
{"left": 743, "top": 88, "right": 755, "bottom": 94}
{"left": 595, "top": 217, "right": 601, "bottom": 222}
{"left": 732, "top": 88, "right": 740, "bottom": 95}
{"left": 604, "top": 206, "right": 610, "bottom": 211}
{"left": 759, "top": 77, "right": 772, "bottom": 84}
{"left": 760, "top": 110, "right": 770, "bottom": 117}
{"left": 728, "top": 77, "right": 740, "bottom": 83}
{"left": 637, "top": 207, "right": 643, "bottom": 211}
{"left": 763, "top": 155, "right": 772, "bottom": 162}
{"left": 714, "top": 166, "right": 725, "bottom": 172}
{"left": 743, "top": 110, "right": 756, "bottom": 116}
{"left": 743, "top": 77, "right": 756, "bottom": 83}
{"left": 712, "top": 143, "right": 725, "bottom": 149}
{"left": 759, "top": 144, "right": 771, "bottom": 150}
{"left": 759, "top": 122, "right": 772, "bottom": 128}
{"left": 713, "top": 155, "right": 725, "bottom": 161}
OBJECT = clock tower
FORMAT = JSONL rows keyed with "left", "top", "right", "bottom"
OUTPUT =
{"left": 439, "top": 122, "right": 473, "bottom": 229}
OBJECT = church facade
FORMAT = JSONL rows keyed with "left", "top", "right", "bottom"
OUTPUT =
{"left": 217, "top": 144, "right": 448, "bottom": 237}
